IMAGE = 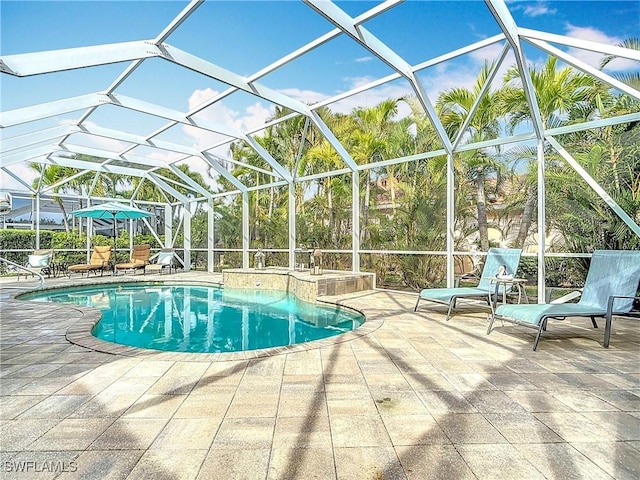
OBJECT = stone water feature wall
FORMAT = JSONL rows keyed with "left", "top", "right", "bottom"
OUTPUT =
{"left": 222, "top": 268, "right": 376, "bottom": 302}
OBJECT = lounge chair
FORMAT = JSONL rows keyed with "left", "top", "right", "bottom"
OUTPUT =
{"left": 488, "top": 250, "right": 640, "bottom": 350}
{"left": 145, "top": 248, "right": 176, "bottom": 275}
{"left": 17, "top": 249, "right": 54, "bottom": 280}
{"left": 67, "top": 245, "right": 112, "bottom": 277}
{"left": 414, "top": 247, "right": 523, "bottom": 320}
{"left": 115, "top": 244, "right": 151, "bottom": 275}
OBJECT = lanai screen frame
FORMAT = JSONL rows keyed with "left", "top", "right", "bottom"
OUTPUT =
{"left": 1, "top": 0, "right": 639, "bottom": 302}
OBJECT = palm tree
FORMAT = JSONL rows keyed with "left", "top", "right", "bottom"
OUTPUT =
{"left": 545, "top": 142, "right": 640, "bottom": 251}
{"left": 500, "top": 56, "right": 598, "bottom": 248}
{"left": 299, "top": 140, "right": 346, "bottom": 248}
{"left": 438, "top": 62, "right": 504, "bottom": 250}
{"left": 350, "top": 99, "right": 400, "bottom": 248}
{"left": 29, "top": 162, "right": 79, "bottom": 232}
{"left": 600, "top": 37, "right": 640, "bottom": 90}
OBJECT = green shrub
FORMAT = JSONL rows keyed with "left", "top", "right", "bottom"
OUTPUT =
{"left": 0, "top": 230, "right": 55, "bottom": 265}
{"left": 0, "top": 229, "right": 162, "bottom": 267}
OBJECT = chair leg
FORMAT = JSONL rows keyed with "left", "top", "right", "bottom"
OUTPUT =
{"left": 533, "top": 321, "right": 545, "bottom": 351}
{"left": 414, "top": 296, "right": 421, "bottom": 312}
{"left": 446, "top": 301, "right": 454, "bottom": 321}
{"left": 590, "top": 316, "right": 598, "bottom": 329}
{"left": 486, "top": 313, "right": 496, "bottom": 334}
{"left": 604, "top": 312, "right": 613, "bottom": 348}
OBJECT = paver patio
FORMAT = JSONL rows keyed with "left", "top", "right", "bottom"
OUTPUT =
{"left": 1, "top": 272, "right": 639, "bottom": 479}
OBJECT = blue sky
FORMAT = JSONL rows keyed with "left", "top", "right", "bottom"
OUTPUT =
{"left": 1, "top": 0, "right": 639, "bottom": 190}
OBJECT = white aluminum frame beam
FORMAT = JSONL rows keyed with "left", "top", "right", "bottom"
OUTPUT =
{"left": 305, "top": 0, "right": 453, "bottom": 155}
{"left": 519, "top": 28, "right": 640, "bottom": 62}
{"left": 524, "top": 38, "right": 640, "bottom": 100}
{"left": 0, "top": 94, "right": 100, "bottom": 127}
{"left": 485, "top": 0, "right": 545, "bottom": 139}
{"left": 147, "top": 173, "right": 189, "bottom": 203}
{"left": 0, "top": 125, "right": 70, "bottom": 153}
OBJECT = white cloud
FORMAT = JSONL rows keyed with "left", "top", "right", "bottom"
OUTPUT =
{"left": 469, "top": 43, "right": 518, "bottom": 81}
{"left": 564, "top": 24, "right": 637, "bottom": 71}
{"left": 243, "top": 103, "right": 273, "bottom": 130}
{"left": 507, "top": 1, "right": 557, "bottom": 17}
{"left": 523, "top": 2, "right": 556, "bottom": 17}
{"left": 145, "top": 150, "right": 184, "bottom": 164}
{"left": 183, "top": 88, "right": 275, "bottom": 149}
{"left": 1, "top": 163, "right": 37, "bottom": 192}
{"left": 178, "top": 88, "right": 279, "bottom": 189}
{"left": 335, "top": 56, "right": 375, "bottom": 65}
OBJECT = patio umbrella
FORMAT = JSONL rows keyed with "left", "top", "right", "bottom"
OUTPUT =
{"left": 72, "top": 202, "right": 152, "bottom": 270}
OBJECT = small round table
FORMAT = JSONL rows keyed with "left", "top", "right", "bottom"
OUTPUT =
{"left": 487, "top": 276, "right": 529, "bottom": 313}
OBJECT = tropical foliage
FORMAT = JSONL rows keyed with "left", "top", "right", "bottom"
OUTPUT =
{"left": 23, "top": 55, "right": 640, "bottom": 288}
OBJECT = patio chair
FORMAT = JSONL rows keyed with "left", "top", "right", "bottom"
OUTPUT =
{"left": 145, "top": 248, "right": 176, "bottom": 275}
{"left": 487, "top": 250, "right": 640, "bottom": 351}
{"left": 115, "top": 244, "right": 151, "bottom": 275}
{"left": 17, "top": 248, "right": 54, "bottom": 281}
{"left": 414, "top": 247, "right": 523, "bottom": 320}
{"left": 67, "top": 245, "right": 112, "bottom": 277}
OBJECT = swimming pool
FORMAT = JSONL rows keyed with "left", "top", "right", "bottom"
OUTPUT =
{"left": 22, "top": 283, "right": 365, "bottom": 353}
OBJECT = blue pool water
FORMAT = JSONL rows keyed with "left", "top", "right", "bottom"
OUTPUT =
{"left": 22, "top": 283, "right": 365, "bottom": 353}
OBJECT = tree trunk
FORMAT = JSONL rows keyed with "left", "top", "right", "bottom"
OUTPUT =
{"left": 516, "top": 187, "right": 537, "bottom": 248}
{"left": 269, "top": 186, "right": 274, "bottom": 218}
{"left": 476, "top": 171, "right": 489, "bottom": 251}
{"left": 361, "top": 172, "right": 370, "bottom": 248}
{"left": 389, "top": 174, "right": 397, "bottom": 216}
{"left": 57, "top": 200, "right": 70, "bottom": 233}
{"left": 327, "top": 181, "right": 337, "bottom": 247}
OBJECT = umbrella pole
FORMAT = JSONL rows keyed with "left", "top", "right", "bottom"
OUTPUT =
{"left": 113, "top": 213, "right": 117, "bottom": 274}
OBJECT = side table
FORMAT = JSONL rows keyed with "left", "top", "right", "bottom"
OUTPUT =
{"left": 487, "top": 276, "right": 529, "bottom": 314}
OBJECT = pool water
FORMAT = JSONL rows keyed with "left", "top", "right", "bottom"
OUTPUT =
{"left": 23, "top": 283, "right": 365, "bottom": 353}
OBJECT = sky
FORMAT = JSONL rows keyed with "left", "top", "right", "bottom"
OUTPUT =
{"left": 1, "top": 0, "right": 639, "bottom": 193}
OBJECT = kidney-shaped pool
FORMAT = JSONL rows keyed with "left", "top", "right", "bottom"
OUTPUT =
{"left": 21, "top": 283, "right": 365, "bottom": 354}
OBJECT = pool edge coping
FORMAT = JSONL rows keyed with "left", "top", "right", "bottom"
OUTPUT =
{"left": 15, "top": 278, "right": 384, "bottom": 362}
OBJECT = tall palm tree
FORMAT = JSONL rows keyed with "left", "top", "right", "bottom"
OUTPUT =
{"left": 299, "top": 140, "right": 346, "bottom": 248}
{"left": 29, "top": 162, "right": 79, "bottom": 232}
{"left": 438, "top": 62, "right": 504, "bottom": 250}
{"left": 500, "top": 56, "right": 598, "bottom": 248}
{"left": 350, "top": 99, "right": 400, "bottom": 248}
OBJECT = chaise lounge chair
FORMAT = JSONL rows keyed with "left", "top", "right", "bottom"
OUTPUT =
{"left": 67, "top": 245, "right": 112, "bottom": 277}
{"left": 115, "top": 244, "right": 151, "bottom": 275}
{"left": 145, "top": 248, "right": 176, "bottom": 275}
{"left": 487, "top": 250, "right": 640, "bottom": 350}
{"left": 414, "top": 247, "right": 523, "bottom": 320}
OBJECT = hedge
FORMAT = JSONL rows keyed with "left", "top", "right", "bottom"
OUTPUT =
{"left": 0, "top": 229, "right": 161, "bottom": 267}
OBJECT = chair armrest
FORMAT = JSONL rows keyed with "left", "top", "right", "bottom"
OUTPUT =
{"left": 550, "top": 290, "right": 582, "bottom": 304}
{"left": 606, "top": 295, "right": 640, "bottom": 315}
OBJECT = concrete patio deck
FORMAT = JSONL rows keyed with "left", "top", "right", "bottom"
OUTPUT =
{"left": 1, "top": 271, "right": 639, "bottom": 479}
